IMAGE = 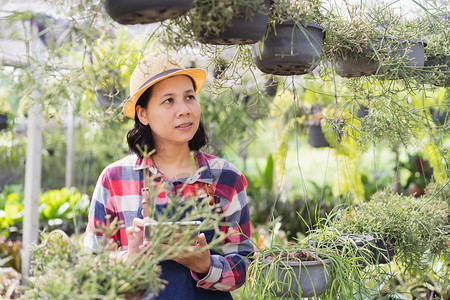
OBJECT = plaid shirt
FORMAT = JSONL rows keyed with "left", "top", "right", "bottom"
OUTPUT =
{"left": 84, "top": 151, "right": 252, "bottom": 292}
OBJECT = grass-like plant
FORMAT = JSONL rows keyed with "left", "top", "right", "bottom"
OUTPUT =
{"left": 268, "top": 0, "right": 324, "bottom": 27}
{"left": 24, "top": 162, "right": 229, "bottom": 299}
{"left": 334, "top": 181, "right": 449, "bottom": 275}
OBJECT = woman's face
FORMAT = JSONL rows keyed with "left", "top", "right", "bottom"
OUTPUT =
{"left": 136, "top": 75, "right": 201, "bottom": 149}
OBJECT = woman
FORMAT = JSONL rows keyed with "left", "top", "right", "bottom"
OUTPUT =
{"left": 84, "top": 53, "right": 253, "bottom": 299}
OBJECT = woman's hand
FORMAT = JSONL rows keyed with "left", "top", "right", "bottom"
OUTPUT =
{"left": 125, "top": 217, "right": 155, "bottom": 258}
{"left": 173, "top": 233, "right": 211, "bottom": 276}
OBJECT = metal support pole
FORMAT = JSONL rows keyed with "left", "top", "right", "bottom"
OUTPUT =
{"left": 21, "top": 93, "right": 43, "bottom": 280}
{"left": 65, "top": 100, "right": 75, "bottom": 188}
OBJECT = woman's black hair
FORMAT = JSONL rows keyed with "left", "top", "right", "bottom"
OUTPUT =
{"left": 126, "top": 77, "right": 208, "bottom": 157}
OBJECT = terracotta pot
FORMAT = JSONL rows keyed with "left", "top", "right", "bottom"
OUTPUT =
{"left": 197, "top": 0, "right": 270, "bottom": 45}
{"left": 104, "top": 0, "right": 194, "bottom": 25}
{"left": 252, "top": 22, "right": 325, "bottom": 75}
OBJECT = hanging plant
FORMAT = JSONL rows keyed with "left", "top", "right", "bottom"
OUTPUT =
{"left": 104, "top": 0, "right": 194, "bottom": 25}
{"left": 252, "top": 0, "right": 325, "bottom": 75}
{"left": 422, "top": 8, "right": 450, "bottom": 87}
{"left": 333, "top": 184, "right": 449, "bottom": 274}
{"left": 251, "top": 247, "right": 331, "bottom": 298}
{"left": 82, "top": 30, "right": 145, "bottom": 109}
{"left": 324, "top": 3, "right": 429, "bottom": 80}
{"left": 193, "top": 0, "right": 270, "bottom": 45}
{"left": 323, "top": 4, "right": 388, "bottom": 78}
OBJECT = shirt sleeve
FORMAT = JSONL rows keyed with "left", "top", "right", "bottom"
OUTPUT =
{"left": 190, "top": 171, "right": 253, "bottom": 292}
{"left": 83, "top": 169, "right": 121, "bottom": 252}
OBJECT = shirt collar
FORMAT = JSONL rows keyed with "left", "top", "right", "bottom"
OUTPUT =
{"left": 133, "top": 151, "right": 213, "bottom": 185}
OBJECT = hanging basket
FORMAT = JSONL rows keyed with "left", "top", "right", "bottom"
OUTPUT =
{"left": 196, "top": 0, "right": 270, "bottom": 45}
{"left": 304, "top": 121, "right": 330, "bottom": 148}
{"left": 424, "top": 54, "right": 450, "bottom": 87}
{"left": 396, "top": 39, "right": 426, "bottom": 67}
{"left": 370, "top": 235, "right": 395, "bottom": 265}
{"left": 264, "top": 256, "right": 331, "bottom": 298}
{"left": 264, "top": 77, "right": 278, "bottom": 96}
{"left": 0, "top": 113, "right": 7, "bottom": 130}
{"left": 334, "top": 55, "right": 379, "bottom": 78}
{"left": 384, "top": 39, "right": 427, "bottom": 79}
{"left": 95, "top": 89, "right": 126, "bottom": 108}
{"left": 333, "top": 36, "right": 390, "bottom": 78}
{"left": 104, "top": 0, "right": 194, "bottom": 25}
{"left": 252, "top": 22, "right": 325, "bottom": 75}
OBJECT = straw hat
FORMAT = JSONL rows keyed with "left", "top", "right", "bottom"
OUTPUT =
{"left": 123, "top": 53, "right": 207, "bottom": 119}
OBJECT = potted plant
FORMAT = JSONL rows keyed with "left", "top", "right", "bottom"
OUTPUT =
{"left": 82, "top": 30, "right": 143, "bottom": 108}
{"left": 251, "top": 245, "right": 332, "bottom": 298}
{"left": 252, "top": 0, "right": 325, "bottom": 75}
{"left": 104, "top": 0, "right": 194, "bottom": 25}
{"left": 24, "top": 184, "right": 227, "bottom": 299}
{"left": 0, "top": 113, "right": 7, "bottom": 130}
{"left": 264, "top": 76, "right": 278, "bottom": 96}
{"left": 304, "top": 105, "right": 330, "bottom": 148}
{"left": 23, "top": 228, "right": 165, "bottom": 299}
{"left": 323, "top": 4, "right": 391, "bottom": 78}
{"left": 333, "top": 182, "right": 449, "bottom": 272}
{"left": 423, "top": 24, "right": 450, "bottom": 87}
{"left": 161, "top": 0, "right": 270, "bottom": 46}
{"left": 324, "top": 3, "right": 428, "bottom": 79}
{"left": 192, "top": 0, "right": 270, "bottom": 45}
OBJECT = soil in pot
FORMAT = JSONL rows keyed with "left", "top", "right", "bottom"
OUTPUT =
{"left": 264, "top": 250, "right": 331, "bottom": 298}
{"left": 252, "top": 22, "right": 325, "bottom": 75}
{"left": 196, "top": 0, "right": 270, "bottom": 45}
{"left": 104, "top": 0, "right": 194, "bottom": 25}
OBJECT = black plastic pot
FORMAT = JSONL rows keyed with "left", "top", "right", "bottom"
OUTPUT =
{"left": 0, "top": 114, "right": 7, "bottom": 130}
{"left": 264, "top": 77, "right": 278, "bottom": 96}
{"left": 104, "top": 0, "right": 194, "bottom": 25}
{"left": 264, "top": 257, "right": 331, "bottom": 298}
{"left": 425, "top": 55, "right": 450, "bottom": 87}
{"left": 334, "top": 36, "right": 389, "bottom": 78}
{"left": 370, "top": 236, "right": 395, "bottom": 265}
{"left": 95, "top": 89, "right": 125, "bottom": 108}
{"left": 334, "top": 56, "right": 379, "bottom": 78}
{"left": 357, "top": 105, "right": 369, "bottom": 118}
{"left": 197, "top": 0, "right": 270, "bottom": 45}
{"left": 304, "top": 120, "right": 329, "bottom": 148}
{"left": 396, "top": 39, "right": 426, "bottom": 67}
{"left": 385, "top": 39, "right": 427, "bottom": 79}
{"left": 252, "top": 22, "right": 325, "bottom": 75}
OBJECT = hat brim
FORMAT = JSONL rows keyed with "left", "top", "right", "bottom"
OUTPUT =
{"left": 123, "top": 68, "right": 207, "bottom": 119}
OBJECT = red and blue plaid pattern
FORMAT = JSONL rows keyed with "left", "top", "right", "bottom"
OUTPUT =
{"left": 84, "top": 151, "right": 253, "bottom": 292}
